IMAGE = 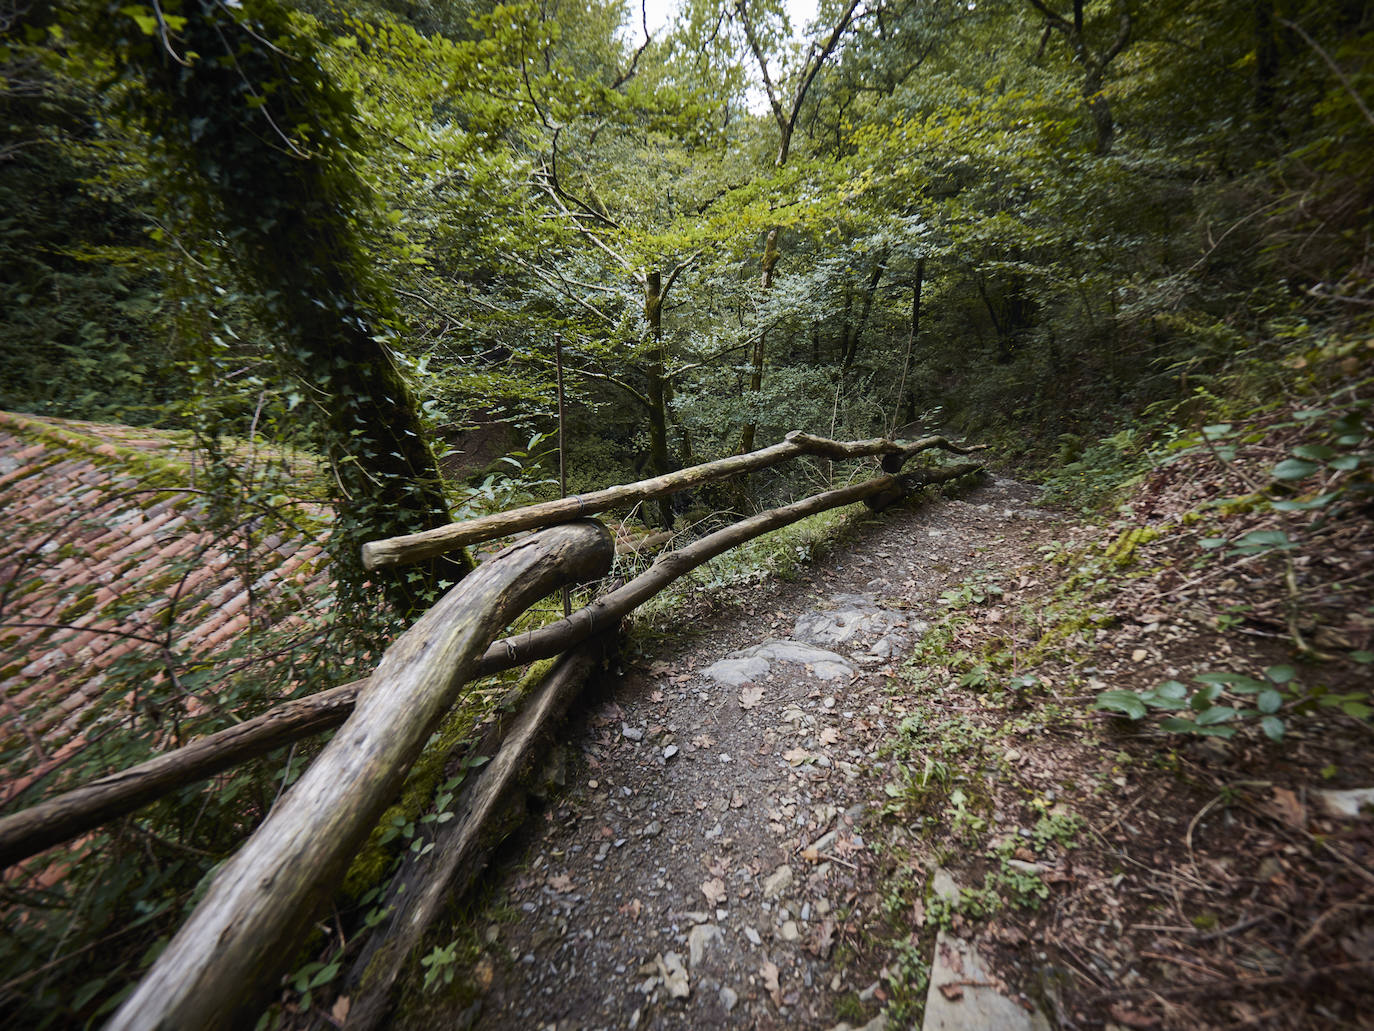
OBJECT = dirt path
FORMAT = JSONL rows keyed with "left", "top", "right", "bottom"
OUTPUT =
{"left": 405, "top": 475, "right": 1063, "bottom": 1030}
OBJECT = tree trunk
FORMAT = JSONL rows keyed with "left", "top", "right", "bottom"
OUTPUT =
{"left": 106, "top": 522, "right": 614, "bottom": 1031}
{"left": 737, "top": 227, "right": 781, "bottom": 455}
{"left": 644, "top": 271, "right": 675, "bottom": 529}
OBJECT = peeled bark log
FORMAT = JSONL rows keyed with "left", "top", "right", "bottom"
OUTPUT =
{"left": 362, "top": 431, "right": 984, "bottom": 570}
{"left": 343, "top": 637, "right": 610, "bottom": 1030}
{"left": 106, "top": 521, "right": 614, "bottom": 1031}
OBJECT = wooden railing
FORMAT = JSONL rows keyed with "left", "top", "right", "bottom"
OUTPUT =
{"left": 0, "top": 430, "right": 983, "bottom": 1030}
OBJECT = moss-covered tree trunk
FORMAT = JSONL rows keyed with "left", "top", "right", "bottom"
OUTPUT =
{"left": 124, "top": 0, "right": 469, "bottom": 613}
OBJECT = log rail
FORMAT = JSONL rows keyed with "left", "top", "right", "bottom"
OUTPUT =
{"left": 0, "top": 429, "right": 985, "bottom": 1030}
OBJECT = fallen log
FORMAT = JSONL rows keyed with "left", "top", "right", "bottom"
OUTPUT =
{"left": 464, "top": 464, "right": 984, "bottom": 672}
{"left": 864, "top": 461, "right": 986, "bottom": 512}
{"left": 361, "top": 430, "right": 983, "bottom": 570}
{"left": 106, "top": 521, "right": 614, "bottom": 1031}
{"left": 0, "top": 681, "right": 363, "bottom": 869}
{"left": 0, "top": 463, "right": 985, "bottom": 868}
{"left": 342, "top": 636, "right": 612, "bottom": 1030}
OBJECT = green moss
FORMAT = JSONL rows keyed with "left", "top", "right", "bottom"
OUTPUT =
{"left": 341, "top": 659, "right": 555, "bottom": 898}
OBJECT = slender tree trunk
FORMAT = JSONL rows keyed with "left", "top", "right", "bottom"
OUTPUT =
{"left": 738, "top": 228, "right": 780, "bottom": 455}
{"left": 644, "top": 270, "right": 675, "bottom": 528}
{"left": 901, "top": 258, "right": 925, "bottom": 425}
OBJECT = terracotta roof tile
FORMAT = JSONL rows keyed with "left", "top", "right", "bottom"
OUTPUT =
{"left": 0, "top": 410, "right": 334, "bottom": 806}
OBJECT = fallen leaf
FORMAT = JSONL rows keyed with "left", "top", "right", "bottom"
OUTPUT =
{"left": 819, "top": 727, "right": 840, "bottom": 745}
{"left": 651, "top": 689, "right": 664, "bottom": 702}
{"left": 740, "top": 685, "right": 765, "bottom": 709}
{"left": 1271, "top": 786, "right": 1306, "bottom": 830}
{"left": 760, "top": 960, "right": 781, "bottom": 1006}
{"left": 730, "top": 791, "right": 746, "bottom": 809}
{"left": 808, "top": 917, "right": 836, "bottom": 958}
{"left": 330, "top": 996, "right": 351, "bottom": 1023}
{"left": 692, "top": 734, "right": 716, "bottom": 749}
{"left": 939, "top": 982, "right": 964, "bottom": 1001}
{"left": 618, "top": 898, "right": 643, "bottom": 919}
{"left": 547, "top": 873, "right": 573, "bottom": 894}
{"left": 701, "top": 878, "right": 727, "bottom": 905}
{"left": 782, "top": 747, "right": 813, "bottom": 766}
{"left": 473, "top": 956, "right": 494, "bottom": 991}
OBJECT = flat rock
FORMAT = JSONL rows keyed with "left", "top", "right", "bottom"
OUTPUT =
{"left": 923, "top": 932, "right": 1050, "bottom": 1031}
{"left": 701, "top": 656, "right": 771, "bottom": 686}
{"left": 763, "top": 864, "right": 794, "bottom": 899}
{"left": 1316, "top": 787, "right": 1374, "bottom": 818}
{"left": 657, "top": 951, "right": 690, "bottom": 999}
{"left": 729, "top": 639, "right": 855, "bottom": 680}
{"left": 687, "top": 923, "right": 723, "bottom": 967}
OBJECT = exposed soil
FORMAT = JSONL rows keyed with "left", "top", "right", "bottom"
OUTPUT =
{"left": 400, "top": 475, "right": 1065, "bottom": 1029}
{"left": 390, "top": 444, "right": 1374, "bottom": 1031}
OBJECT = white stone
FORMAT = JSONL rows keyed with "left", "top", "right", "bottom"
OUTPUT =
{"left": 688, "top": 923, "right": 723, "bottom": 967}
{"left": 763, "top": 864, "right": 794, "bottom": 900}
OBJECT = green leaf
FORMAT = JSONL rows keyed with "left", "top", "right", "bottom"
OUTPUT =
{"left": 1292, "top": 444, "right": 1335, "bottom": 461}
{"left": 1257, "top": 689, "right": 1283, "bottom": 714}
{"left": 1094, "top": 690, "right": 1146, "bottom": 719}
{"left": 1264, "top": 665, "right": 1296, "bottom": 684}
{"left": 309, "top": 962, "right": 339, "bottom": 989}
{"left": 1351, "top": 651, "right": 1374, "bottom": 664}
{"left": 1261, "top": 716, "right": 1285, "bottom": 741}
{"left": 1272, "top": 458, "right": 1320, "bottom": 480}
{"left": 1271, "top": 493, "right": 1337, "bottom": 511}
{"left": 1229, "top": 529, "right": 1295, "bottom": 554}
{"left": 1194, "top": 724, "right": 1238, "bottom": 738}
{"left": 1328, "top": 454, "right": 1362, "bottom": 471}
{"left": 1195, "top": 706, "right": 1238, "bottom": 725}
{"left": 1141, "top": 680, "right": 1189, "bottom": 708}
{"left": 1190, "top": 683, "right": 1224, "bottom": 709}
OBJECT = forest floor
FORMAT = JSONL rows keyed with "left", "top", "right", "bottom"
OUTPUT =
{"left": 393, "top": 465, "right": 1374, "bottom": 1031}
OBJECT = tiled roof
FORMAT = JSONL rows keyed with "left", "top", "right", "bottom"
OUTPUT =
{"left": 0, "top": 411, "right": 333, "bottom": 808}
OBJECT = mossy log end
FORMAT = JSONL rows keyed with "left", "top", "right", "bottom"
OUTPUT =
{"left": 343, "top": 636, "right": 612, "bottom": 1031}
{"left": 361, "top": 430, "right": 985, "bottom": 570}
{"left": 106, "top": 521, "right": 614, "bottom": 1031}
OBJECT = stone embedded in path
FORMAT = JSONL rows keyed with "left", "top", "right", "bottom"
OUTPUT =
{"left": 763, "top": 864, "right": 794, "bottom": 900}
{"left": 923, "top": 933, "right": 1050, "bottom": 1031}
{"left": 922, "top": 870, "right": 1050, "bottom": 1031}
{"left": 702, "top": 639, "right": 856, "bottom": 685}
{"left": 687, "top": 923, "right": 724, "bottom": 967}
{"left": 701, "top": 655, "right": 771, "bottom": 687}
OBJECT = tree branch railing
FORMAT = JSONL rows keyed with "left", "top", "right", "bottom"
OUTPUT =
{"left": 1, "top": 429, "right": 985, "bottom": 1030}
{"left": 361, "top": 430, "right": 983, "bottom": 570}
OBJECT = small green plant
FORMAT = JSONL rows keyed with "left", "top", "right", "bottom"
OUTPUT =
{"left": 419, "top": 941, "right": 460, "bottom": 992}
{"left": 1095, "top": 664, "right": 1307, "bottom": 741}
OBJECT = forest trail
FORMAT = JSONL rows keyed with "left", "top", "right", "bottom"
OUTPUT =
{"left": 408, "top": 475, "right": 1062, "bottom": 1030}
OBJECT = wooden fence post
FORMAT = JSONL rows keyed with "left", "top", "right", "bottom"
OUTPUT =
{"left": 106, "top": 521, "right": 613, "bottom": 1031}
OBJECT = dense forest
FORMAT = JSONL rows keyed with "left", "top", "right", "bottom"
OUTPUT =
{"left": 1, "top": 0, "right": 1370, "bottom": 1026}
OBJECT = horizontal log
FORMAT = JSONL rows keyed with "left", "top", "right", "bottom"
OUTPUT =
{"left": 863, "top": 461, "right": 986, "bottom": 512}
{"left": 108, "top": 522, "right": 614, "bottom": 1031}
{"left": 361, "top": 430, "right": 983, "bottom": 570}
{"left": 0, "top": 682, "right": 362, "bottom": 870}
{"left": 0, "top": 463, "right": 985, "bottom": 868}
